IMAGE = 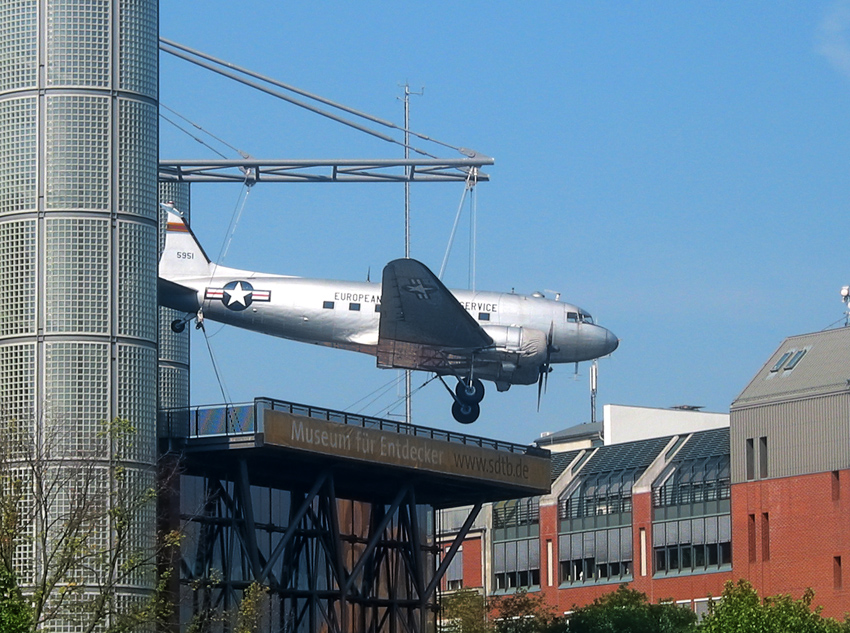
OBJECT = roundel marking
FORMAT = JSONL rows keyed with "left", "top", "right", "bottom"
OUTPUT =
{"left": 222, "top": 280, "right": 254, "bottom": 311}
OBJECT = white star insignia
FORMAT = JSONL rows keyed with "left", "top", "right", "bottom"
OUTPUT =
{"left": 224, "top": 281, "right": 252, "bottom": 307}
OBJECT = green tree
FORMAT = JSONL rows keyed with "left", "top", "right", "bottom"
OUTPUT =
{"left": 441, "top": 588, "right": 492, "bottom": 633}
{"left": 235, "top": 582, "right": 269, "bottom": 633}
{"left": 697, "top": 579, "right": 850, "bottom": 633}
{"left": 0, "top": 416, "right": 180, "bottom": 632}
{"left": 0, "top": 564, "right": 33, "bottom": 633}
{"left": 564, "top": 584, "right": 696, "bottom": 633}
{"left": 490, "top": 589, "right": 555, "bottom": 633}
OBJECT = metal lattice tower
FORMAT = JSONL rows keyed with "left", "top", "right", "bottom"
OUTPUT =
{"left": 0, "top": 0, "right": 159, "bottom": 627}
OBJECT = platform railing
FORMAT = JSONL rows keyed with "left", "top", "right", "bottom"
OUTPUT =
{"left": 158, "top": 396, "right": 548, "bottom": 456}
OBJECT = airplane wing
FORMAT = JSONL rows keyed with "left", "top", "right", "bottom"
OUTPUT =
{"left": 377, "top": 258, "right": 493, "bottom": 371}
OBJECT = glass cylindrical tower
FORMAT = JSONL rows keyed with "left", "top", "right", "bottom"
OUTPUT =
{"left": 0, "top": 0, "right": 159, "bottom": 627}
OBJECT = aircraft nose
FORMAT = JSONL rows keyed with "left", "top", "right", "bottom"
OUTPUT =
{"left": 603, "top": 328, "right": 619, "bottom": 356}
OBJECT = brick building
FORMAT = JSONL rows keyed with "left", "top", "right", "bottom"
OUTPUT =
{"left": 439, "top": 326, "right": 850, "bottom": 619}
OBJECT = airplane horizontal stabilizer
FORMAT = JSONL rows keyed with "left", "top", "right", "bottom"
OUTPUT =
{"left": 158, "top": 277, "right": 201, "bottom": 313}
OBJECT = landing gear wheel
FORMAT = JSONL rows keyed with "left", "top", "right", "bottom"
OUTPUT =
{"left": 455, "top": 378, "right": 485, "bottom": 404}
{"left": 452, "top": 401, "right": 480, "bottom": 424}
{"left": 170, "top": 319, "right": 186, "bottom": 333}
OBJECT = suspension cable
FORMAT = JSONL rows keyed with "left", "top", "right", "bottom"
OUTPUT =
{"left": 159, "top": 111, "right": 229, "bottom": 159}
{"left": 438, "top": 170, "right": 477, "bottom": 279}
{"left": 159, "top": 38, "right": 478, "bottom": 163}
{"left": 375, "top": 375, "right": 440, "bottom": 419}
{"left": 160, "top": 102, "right": 252, "bottom": 159}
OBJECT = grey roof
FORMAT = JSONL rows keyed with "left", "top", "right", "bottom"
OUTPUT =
{"left": 534, "top": 422, "right": 602, "bottom": 447}
{"left": 550, "top": 449, "right": 583, "bottom": 483}
{"left": 582, "top": 435, "right": 672, "bottom": 475}
{"left": 732, "top": 327, "right": 850, "bottom": 408}
{"left": 671, "top": 427, "right": 729, "bottom": 463}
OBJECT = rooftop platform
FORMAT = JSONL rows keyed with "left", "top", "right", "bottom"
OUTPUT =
{"left": 159, "top": 397, "right": 551, "bottom": 507}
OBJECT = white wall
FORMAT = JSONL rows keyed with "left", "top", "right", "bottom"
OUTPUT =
{"left": 603, "top": 404, "right": 729, "bottom": 445}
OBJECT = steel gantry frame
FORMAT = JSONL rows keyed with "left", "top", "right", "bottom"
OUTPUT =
{"left": 180, "top": 460, "right": 483, "bottom": 633}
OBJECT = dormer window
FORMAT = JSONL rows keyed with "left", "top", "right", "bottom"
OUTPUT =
{"left": 784, "top": 349, "right": 807, "bottom": 371}
{"left": 770, "top": 351, "right": 793, "bottom": 373}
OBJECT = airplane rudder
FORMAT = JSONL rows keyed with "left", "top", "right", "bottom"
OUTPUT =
{"left": 160, "top": 209, "right": 213, "bottom": 278}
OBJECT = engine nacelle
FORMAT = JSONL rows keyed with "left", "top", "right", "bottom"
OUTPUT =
{"left": 480, "top": 325, "right": 548, "bottom": 366}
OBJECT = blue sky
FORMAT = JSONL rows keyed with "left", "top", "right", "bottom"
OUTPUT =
{"left": 159, "top": 2, "right": 850, "bottom": 444}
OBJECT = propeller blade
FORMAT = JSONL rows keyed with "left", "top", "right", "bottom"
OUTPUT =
{"left": 537, "top": 369, "right": 544, "bottom": 411}
{"left": 538, "top": 321, "right": 555, "bottom": 406}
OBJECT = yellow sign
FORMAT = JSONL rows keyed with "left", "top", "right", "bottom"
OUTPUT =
{"left": 263, "top": 409, "right": 550, "bottom": 492}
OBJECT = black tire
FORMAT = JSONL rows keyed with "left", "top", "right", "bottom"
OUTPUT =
{"left": 451, "top": 401, "right": 480, "bottom": 424}
{"left": 455, "top": 378, "right": 485, "bottom": 404}
{"left": 170, "top": 319, "right": 186, "bottom": 333}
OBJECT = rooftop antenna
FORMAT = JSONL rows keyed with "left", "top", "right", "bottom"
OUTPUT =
{"left": 590, "top": 360, "right": 598, "bottom": 424}
{"left": 399, "top": 83, "right": 423, "bottom": 424}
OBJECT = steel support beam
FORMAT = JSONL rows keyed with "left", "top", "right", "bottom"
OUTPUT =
{"left": 159, "top": 157, "right": 491, "bottom": 184}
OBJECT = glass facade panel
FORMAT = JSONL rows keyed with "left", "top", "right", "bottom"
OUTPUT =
{"left": 0, "top": 219, "right": 36, "bottom": 336}
{"left": 118, "top": 220, "right": 157, "bottom": 340}
{"left": 118, "top": 99, "right": 157, "bottom": 219}
{"left": 0, "top": 342, "right": 35, "bottom": 429}
{"left": 0, "top": 97, "right": 36, "bottom": 213}
{"left": 158, "top": 307, "right": 190, "bottom": 362}
{"left": 117, "top": 343, "right": 156, "bottom": 463}
{"left": 44, "top": 341, "right": 110, "bottom": 453}
{"left": 46, "top": 95, "right": 111, "bottom": 209}
{"left": 0, "top": 1, "right": 37, "bottom": 92}
{"left": 46, "top": 0, "right": 111, "bottom": 87}
{"left": 45, "top": 217, "right": 110, "bottom": 334}
{"left": 119, "top": 0, "right": 157, "bottom": 97}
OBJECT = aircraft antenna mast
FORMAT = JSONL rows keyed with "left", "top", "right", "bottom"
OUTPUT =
{"left": 400, "top": 83, "right": 423, "bottom": 424}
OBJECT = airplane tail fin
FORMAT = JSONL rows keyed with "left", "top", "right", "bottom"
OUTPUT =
{"left": 159, "top": 206, "right": 214, "bottom": 280}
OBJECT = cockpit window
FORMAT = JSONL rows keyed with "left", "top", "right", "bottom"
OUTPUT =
{"left": 580, "top": 312, "right": 594, "bottom": 324}
{"left": 567, "top": 312, "right": 578, "bottom": 323}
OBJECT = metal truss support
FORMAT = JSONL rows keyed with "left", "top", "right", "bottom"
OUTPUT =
{"left": 158, "top": 157, "right": 491, "bottom": 185}
{"left": 179, "top": 466, "right": 469, "bottom": 633}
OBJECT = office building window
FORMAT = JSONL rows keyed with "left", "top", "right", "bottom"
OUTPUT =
{"left": 746, "top": 439, "right": 754, "bottom": 481}
{"left": 445, "top": 548, "right": 463, "bottom": 591}
{"left": 493, "top": 538, "right": 540, "bottom": 591}
{"left": 559, "top": 469, "right": 638, "bottom": 519}
{"left": 759, "top": 436, "right": 768, "bottom": 479}
{"left": 748, "top": 514, "right": 756, "bottom": 563}
{"left": 833, "top": 471, "right": 841, "bottom": 502}
{"left": 761, "top": 513, "right": 770, "bottom": 562}
{"left": 559, "top": 527, "right": 632, "bottom": 585}
{"left": 835, "top": 556, "right": 843, "bottom": 591}
{"left": 653, "top": 455, "right": 730, "bottom": 508}
{"left": 653, "top": 515, "right": 732, "bottom": 575}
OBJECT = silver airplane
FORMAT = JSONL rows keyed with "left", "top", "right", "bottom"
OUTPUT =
{"left": 158, "top": 207, "right": 619, "bottom": 423}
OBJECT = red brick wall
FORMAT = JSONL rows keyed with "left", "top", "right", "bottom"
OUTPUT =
{"left": 462, "top": 534, "right": 483, "bottom": 588}
{"left": 732, "top": 469, "right": 850, "bottom": 618}
{"left": 442, "top": 531, "right": 484, "bottom": 591}
{"left": 474, "top": 492, "right": 729, "bottom": 615}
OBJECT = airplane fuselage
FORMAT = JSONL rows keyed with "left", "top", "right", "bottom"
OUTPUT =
{"left": 165, "top": 266, "right": 617, "bottom": 376}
